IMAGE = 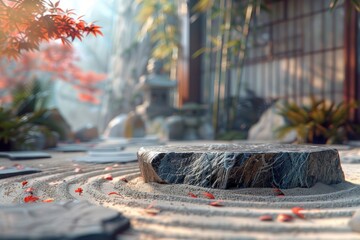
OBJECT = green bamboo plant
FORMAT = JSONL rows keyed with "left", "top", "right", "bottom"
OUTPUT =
{"left": 136, "top": 0, "right": 180, "bottom": 78}
{"left": 276, "top": 98, "right": 359, "bottom": 144}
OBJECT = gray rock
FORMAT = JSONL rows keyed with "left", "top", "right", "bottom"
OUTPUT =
{"left": 0, "top": 200, "right": 130, "bottom": 240}
{"left": 197, "top": 122, "right": 214, "bottom": 140}
{"left": 165, "top": 116, "right": 184, "bottom": 140}
{"left": 248, "top": 101, "right": 297, "bottom": 143}
{"left": 138, "top": 144, "right": 345, "bottom": 189}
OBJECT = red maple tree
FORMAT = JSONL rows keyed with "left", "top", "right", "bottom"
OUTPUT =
{"left": 0, "top": 43, "right": 107, "bottom": 104}
{"left": 0, "top": 0, "right": 102, "bottom": 59}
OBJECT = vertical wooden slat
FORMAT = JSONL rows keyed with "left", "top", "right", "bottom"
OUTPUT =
{"left": 344, "top": 1, "right": 359, "bottom": 123}
{"left": 331, "top": 6, "right": 336, "bottom": 102}
{"left": 284, "top": 0, "right": 289, "bottom": 99}
{"left": 300, "top": 0, "right": 305, "bottom": 103}
{"left": 309, "top": 0, "right": 314, "bottom": 97}
{"left": 177, "top": 0, "right": 203, "bottom": 106}
{"left": 321, "top": 2, "right": 326, "bottom": 99}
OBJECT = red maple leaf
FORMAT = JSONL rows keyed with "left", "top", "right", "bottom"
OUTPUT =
{"left": 259, "top": 214, "right": 273, "bottom": 221}
{"left": 209, "top": 201, "right": 224, "bottom": 207}
{"left": 202, "top": 191, "right": 215, "bottom": 199}
{"left": 292, "top": 207, "right": 305, "bottom": 219}
{"left": 24, "top": 195, "right": 39, "bottom": 203}
{"left": 120, "top": 178, "right": 128, "bottom": 183}
{"left": 277, "top": 214, "right": 293, "bottom": 222}
{"left": 21, "top": 181, "right": 28, "bottom": 187}
{"left": 25, "top": 187, "right": 35, "bottom": 194}
{"left": 188, "top": 192, "right": 197, "bottom": 198}
{"left": 75, "top": 187, "right": 83, "bottom": 195}
{"left": 108, "top": 192, "right": 123, "bottom": 197}
{"left": 104, "top": 174, "right": 113, "bottom": 181}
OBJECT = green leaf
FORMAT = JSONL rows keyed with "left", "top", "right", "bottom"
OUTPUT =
{"left": 192, "top": 47, "right": 211, "bottom": 58}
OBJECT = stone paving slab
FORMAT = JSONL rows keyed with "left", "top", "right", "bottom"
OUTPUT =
{"left": 73, "top": 152, "right": 137, "bottom": 164}
{"left": 0, "top": 200, "right": 130, "bottom": 240}
{"left": 0, "top": 151, "right": 51, "bottom": 160}
{"left": 138, "top": 143, "right": 345, "bottom": 189}
{"left": 0, "top": 166, "right": 41, "bottom": 179}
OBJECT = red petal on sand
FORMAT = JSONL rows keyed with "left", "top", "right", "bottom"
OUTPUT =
{"left": 209, "top": 201, "right": 224, "bottom": 207}
{"left": 259, "top": 215, "right": 273, "bottom": 221}
{"left": 24, "top": 195, "right": 39, "bottom": 203}
{"left": 202, "top": 191, "right": 215, "bottom": 199}
{"left": 104, "top": 174, "right": 113, "bottom": 181}
{"left": 21, "top": 181, "right": 28, "bottom": 187}
{"left": 292, "top": 207, "right": 305, "bottom": 219}
{"left": 120, "top": 177, "right": 128, "bottom": 183}
{"left": 42, "top": 198, "right": 54, "bottom": 203}
{"left": 144, "top": 208, "right": 160, "bottom": 216}
{"left": 108, "top": 192, "right": 123, "bottom": 197}
{"left": 188, "top": 192, "right": 197, "bottom": 198}
{"left": 15, "top": 164, "right": 24, "bottom": 170}
{"left": 25, "top": 187, "right": 35, "bottom": 193}
{"left": 75, "top": 187, "right": 83, "bottom": 195}
{"left": 277, "top": 214, "right": 294, "bottom": 222}
{"left": 144, "top": 201, "right": 160, "bottom": 215}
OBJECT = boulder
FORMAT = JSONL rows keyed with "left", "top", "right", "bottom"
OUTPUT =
{"left": 248, "top": 102, "right": 296, "bottom": 143}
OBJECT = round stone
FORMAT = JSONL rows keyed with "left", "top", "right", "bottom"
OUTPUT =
{"left": 137, "top": 144, "right": 345, "bottom": 189}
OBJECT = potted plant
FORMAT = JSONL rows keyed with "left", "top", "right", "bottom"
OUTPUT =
{"left": 276, "top": 97, "right": 359, "bottom": 144}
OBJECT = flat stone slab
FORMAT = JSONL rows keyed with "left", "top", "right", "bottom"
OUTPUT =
{"left": 138, "top": 144, "right": 345, "bottom": 189}
{"left": 0, "top": 166, "right": 41, "bottom": 179}
{"left": 72, "top": 152, "right": 137, "bottom": 164}
{"left": 0, "top": 200, "right": 130, "bottom": 240}
{"left": 0, "top": 151, "right": 51, "bottom": 160}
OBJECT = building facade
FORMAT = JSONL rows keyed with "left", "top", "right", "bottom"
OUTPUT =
{"left": 178, "top": 0, "right": 360, "bottom": 132}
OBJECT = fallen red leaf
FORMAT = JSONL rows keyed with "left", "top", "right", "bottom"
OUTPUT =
{"left": 202, "top": 191, "right": 215, "bottom": 199}
{"left": 104, "top": 174, "right": 113, "bottom": 181}
{"left": 42, "top": 198, "right": 54, "bottom": 203}
{"left": 273, "top": 188, "right": 285, "bottom": 197}
{"left": 24, "top": 195, "right": 39, "bottom": 203}
{"left": 108, "top": 192, "right": 123, "bottom": 197}
{"left": 259, "top": 215, "right": 273, "bottom": 221}
{"left": 25, "top": 187, "right": 35, "bottom": 193}
{"left": 277, "top": 214, "right": 293, "bottom": 222}
{"left": 21, "top": 181, "right": 28, "bottom": 187}
{"left": 120, "top": 177, "right": 128, "bottom": 183}
{"left": 188, "top": 192, "right": 197, "bottom": 198}
{"left": 15, "top": 164, "right": 24, "bottom": 170}
{"left": 292, "top": 207, "right": 305, "bottom": 219}
{"left": 143, "top": 201, "right": 160, "bottom": 215}
{"left": 144, "top": 208, "right": 160, "bottom": 216}
{"left": 209, "top": 201, "right": 223, "bottom": 207}
{"left": 75, "top": 187, "right": 83, "bottom": 195}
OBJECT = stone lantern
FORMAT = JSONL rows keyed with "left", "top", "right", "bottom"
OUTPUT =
{"left": 136, "top": 59, "right": 176, "bottom": 120}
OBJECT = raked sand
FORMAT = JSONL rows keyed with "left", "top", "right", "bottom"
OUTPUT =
{"left": 0, "top": 147, "right": 360, "bottom": 239}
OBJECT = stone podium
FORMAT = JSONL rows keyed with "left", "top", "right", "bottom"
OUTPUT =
{"left": 138, "top": 144, "right": 345, "bottom": 189}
